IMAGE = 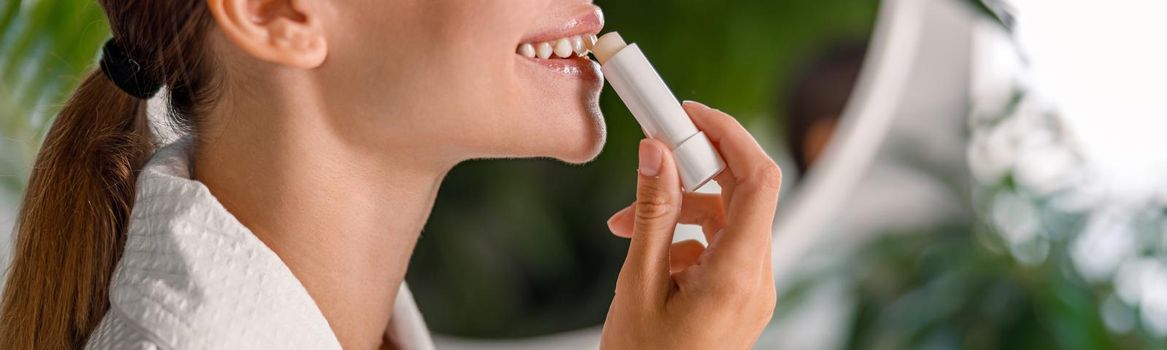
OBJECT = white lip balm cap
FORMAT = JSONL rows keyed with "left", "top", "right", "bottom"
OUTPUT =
{"left": 594, "top": 32, "right": 726, "bottom": 191}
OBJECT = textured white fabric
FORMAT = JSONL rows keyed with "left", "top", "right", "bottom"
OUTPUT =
{"left": 85, "top": 138, "right": 434, "bottom": 350}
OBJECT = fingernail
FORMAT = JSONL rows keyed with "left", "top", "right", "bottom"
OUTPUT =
{"left": 681, "top": 100, "right": 709, "bottom": 110}
{"left": 607, "top": 206, "right": 631, "bottom": 226}
{"left": 615, "top": 205, "right": 633, "bottom": 218}
{"left": 638, "top": 139, "right": 662, "bottom": 177}
{"left": 607, "top": 206, "right": 632, "bottom": 232}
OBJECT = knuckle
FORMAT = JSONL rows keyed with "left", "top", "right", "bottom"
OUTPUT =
{"left": 635, "top": 184, "right": 675, "bottom": 223}
{"left": 634, "top": 198, "right": 673, "bottom": 223}
{"left": 751, "top": 161, "right": 783, "bottom": 192}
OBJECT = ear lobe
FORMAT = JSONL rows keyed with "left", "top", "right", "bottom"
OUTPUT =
{"left": 207, "top": 0, "right": 328, "bottom": 69}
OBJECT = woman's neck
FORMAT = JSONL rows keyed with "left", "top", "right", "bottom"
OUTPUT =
{"left": 194, "top": 96, "right": 451, "bottom": 349}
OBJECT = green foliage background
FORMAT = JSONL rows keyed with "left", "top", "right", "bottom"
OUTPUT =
{"left": 1, "top": 0, "right": 108, "bottom": 196}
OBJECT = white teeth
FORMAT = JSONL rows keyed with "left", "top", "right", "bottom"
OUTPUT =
{"left": 518, "top": 34, "right": 597, "bottom": 59}
{"left": 536, "top": 42, "right": 553, "bottom": 59}
{"left": 518, "top": 43, "right": 536, "bottom": 58}
{"left": 553, "top": 38, "right": 573, "bottom": 58}
{"left": 571, "top": 36, "right": 586, "bottom": 56}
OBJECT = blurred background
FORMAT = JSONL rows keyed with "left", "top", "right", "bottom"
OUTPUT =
{"left": 3, "top": 0, "right": 1167, "bottom": 348}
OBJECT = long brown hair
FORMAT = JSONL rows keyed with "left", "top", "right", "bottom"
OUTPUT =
{"left": 0, "top": 1, "right": 217, "bottom": 348}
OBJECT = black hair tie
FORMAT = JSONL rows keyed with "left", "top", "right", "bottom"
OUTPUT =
{"left": 99, "top": 39, "right": 162, "bottom": 99}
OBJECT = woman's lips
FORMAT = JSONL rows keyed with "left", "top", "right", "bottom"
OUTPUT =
{"left": 516, "top": 6, "right": 604, "bottom": 80}
{"left": 520, "top": 55, "right": 601, "bottom": 80}
{"left": 516, "top": 33, "right": 599, "bottom": 79}
{"left": 518, "top": 6, "right": 604, "bottom": 48}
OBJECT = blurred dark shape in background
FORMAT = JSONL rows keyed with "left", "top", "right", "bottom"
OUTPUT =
{"left": 784, "top": 40, "right": 868, "bottom": 175}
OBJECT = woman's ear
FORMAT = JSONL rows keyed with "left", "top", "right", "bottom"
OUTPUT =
{"left": 207, "top": 0, "right": 328, "bottom": 68}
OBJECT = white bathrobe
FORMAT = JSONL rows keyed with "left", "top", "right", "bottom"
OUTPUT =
{"left": 85, "top": 139, "right": 434, "bottom": 349}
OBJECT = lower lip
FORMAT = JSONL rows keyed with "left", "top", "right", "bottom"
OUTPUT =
{"left": 518, "top": 55, "right": 602, "bottom": 80}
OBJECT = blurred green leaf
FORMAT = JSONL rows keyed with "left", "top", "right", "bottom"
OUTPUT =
{"left": 0, "top": 0, "right": 109, "bottom": 197}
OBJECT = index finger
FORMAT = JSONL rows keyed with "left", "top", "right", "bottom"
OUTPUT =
{"left": 682, "top": 101, "right": 782, "bottom": 266}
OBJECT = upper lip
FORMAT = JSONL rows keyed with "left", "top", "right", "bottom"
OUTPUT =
{"left": 519, "top": 6, "right": 604, "bottom": 45}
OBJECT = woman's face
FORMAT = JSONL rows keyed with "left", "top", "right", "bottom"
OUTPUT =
{"left": 319, "top": 0, "right": 606, "bottom": 165}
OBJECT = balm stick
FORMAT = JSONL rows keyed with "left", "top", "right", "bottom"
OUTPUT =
{"left": 592, "top": 32, "right": 726, "bottom": 192}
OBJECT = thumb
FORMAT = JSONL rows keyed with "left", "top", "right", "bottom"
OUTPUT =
{"left": 619, "top": 138, "right": 682, "bottom": 300}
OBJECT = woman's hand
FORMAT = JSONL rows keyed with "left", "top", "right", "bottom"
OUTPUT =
{"left": 600, "top": 101, "right": 781, "bottom": 349}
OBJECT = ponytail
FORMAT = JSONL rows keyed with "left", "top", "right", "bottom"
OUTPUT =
{"left": 0, "top": 70, "right": 154, "bottom": 349}
{"left": 2, "top": 1, "right": 215, "bottom": 347}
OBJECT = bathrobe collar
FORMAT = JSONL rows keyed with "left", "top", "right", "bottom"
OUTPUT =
{"left": 103, "top": 137, "right": 434, "bottom": 349}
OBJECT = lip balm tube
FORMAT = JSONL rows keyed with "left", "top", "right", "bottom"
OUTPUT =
{"left": 592, "top": 32, "right": 726, "bottom": 192}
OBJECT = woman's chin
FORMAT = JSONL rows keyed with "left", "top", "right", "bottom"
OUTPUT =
{"left": 538, "top": 127, "right": 601, "bottom": 166}
{"left": 503, "top": 85, "right": 606, "bottom": 164}
{"left": 558, "top": 136, "right": 605, "bottom": 165}
{"left": 550, "top": 112, "right": 607, "bottom": 164}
